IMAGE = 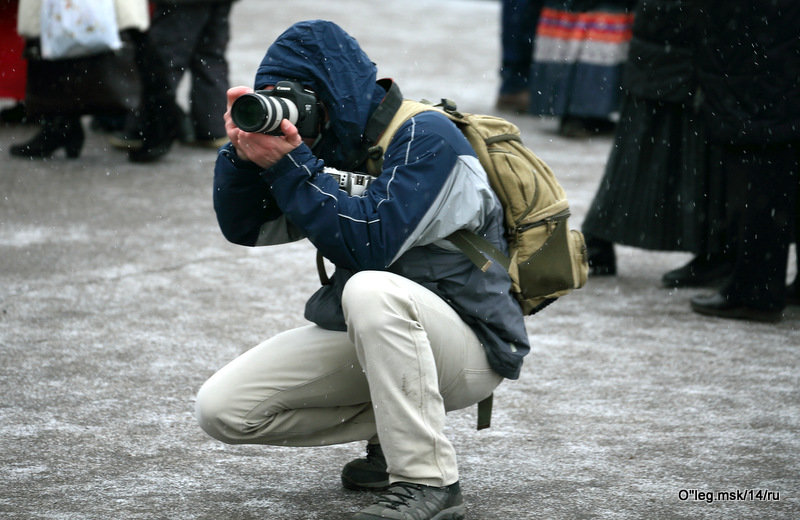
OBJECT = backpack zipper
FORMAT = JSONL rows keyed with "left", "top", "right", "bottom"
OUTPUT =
{"left": 515, "top": 208, "right": 571, "bottom": 234}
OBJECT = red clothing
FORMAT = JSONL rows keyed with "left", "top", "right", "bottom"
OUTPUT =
{"left": 0, "top": 0, "right": 27, "bottom": 100}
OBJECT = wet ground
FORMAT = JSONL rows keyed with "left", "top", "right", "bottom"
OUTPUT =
{"left": 1, "top": 1, "right": 798, "bottom": 519}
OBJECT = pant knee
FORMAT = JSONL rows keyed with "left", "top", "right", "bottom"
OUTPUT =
{"left": 194, "top": 379, "right": 244, "bottom": 444}
{"left": 342, "top": 271, "right": 411, "bottom": 334}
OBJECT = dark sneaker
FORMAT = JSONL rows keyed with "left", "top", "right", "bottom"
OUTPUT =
{"left": 342, "top": 443, "right": 389, "bottom": 491}
{"left": 352, "top": 481, "right": 465, "bottom": 520}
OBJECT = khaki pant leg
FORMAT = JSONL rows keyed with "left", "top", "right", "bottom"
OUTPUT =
{"left": 195, "top": 324, "right": 377, "bottom": 447}
{"left": 342, "top": 271, "right": 503, "bottom": 488}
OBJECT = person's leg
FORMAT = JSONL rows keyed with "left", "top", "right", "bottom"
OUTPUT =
{"left": 188, "top": 1, "right": 231, "bottom": 142}
{"left": 499, "top": 0, "right": 542, "bottom": 94}
{"left": 148, "top": 3, "right": 206, "bottom": 96}
{"left": 195, "top": 324, "right": 377, "bottom": 447}
{"left": 692, "top": 143, "right": 798, "bottom": 320}
{"left": 342, "top": 271, "right": 503, "bottom": 488}
{"left": 127, "top": 19, "right": 182, "bottom": 162}
{"left": 497, "top": 0, "right": 543, "bottom": 111}
{"left": 789, "top": 145, "right": 800, "bottom": 304}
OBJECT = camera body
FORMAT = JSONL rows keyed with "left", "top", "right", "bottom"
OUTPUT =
{"left": 324, "top": 167, "right": 373, "bottom": 196}
{"left": 230, "top": 81, "right": 321, "bottom": 137}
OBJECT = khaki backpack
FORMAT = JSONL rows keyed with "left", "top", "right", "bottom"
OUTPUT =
{"left": 365, "top": 99, "right": 588, "bottom": 315}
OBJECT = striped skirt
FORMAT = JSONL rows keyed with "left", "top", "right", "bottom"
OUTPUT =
{"left": 529, "top": 1, "right": 635, "bottom": 118}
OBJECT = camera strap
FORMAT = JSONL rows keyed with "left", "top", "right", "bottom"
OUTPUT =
{"left": 340, "top": 79, "right": 403, "bottom": 171}
{"left": 364, "top": 79, "right": 403, "bottom": 147}
{"left": 317, "top": 80, "right": 403, "bottom": 286}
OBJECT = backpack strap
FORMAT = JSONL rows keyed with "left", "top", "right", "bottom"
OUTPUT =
{"left": 446, "top": 229, "right": 511, "bottom": 273}
{"left": 365, "top": 99, "right": 441, "bottom": 174}
{"left": 477, "top": 393, "right": 493, "bottom": 430}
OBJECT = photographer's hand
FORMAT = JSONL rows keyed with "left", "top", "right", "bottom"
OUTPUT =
{"left": 225, "top": 86, "right": 302, "bottom": 169}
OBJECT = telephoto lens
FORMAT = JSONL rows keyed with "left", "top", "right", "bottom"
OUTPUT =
{"left": 231, "top": 93, "right": 299, "bottom": 135}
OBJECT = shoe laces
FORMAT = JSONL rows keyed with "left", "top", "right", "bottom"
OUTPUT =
{"left": 373, "top": 482, "right": 425, "bottom": 510}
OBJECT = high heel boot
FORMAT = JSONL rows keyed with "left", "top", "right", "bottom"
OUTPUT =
{"left": 10, "top": 116, "right": 84, "bottom": 159}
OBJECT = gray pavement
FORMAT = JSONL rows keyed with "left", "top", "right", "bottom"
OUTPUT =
{"left": 1, "top": 1, "right": 798, "bottom": 519}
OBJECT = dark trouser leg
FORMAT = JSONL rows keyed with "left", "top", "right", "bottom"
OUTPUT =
{"left": 189, "top": 2, "right": 231, "bottom": 140}
{"left": 148, "top": 3, "right": 206, "bottom": 97}
{"left": 499, "top": 0, "right": 543, "bottom": 95}
{"left": 127, "top": 28, "right": 180, "bottom": 162}
{"left": 722, "top": 144, "right": 798, "bottom": 310}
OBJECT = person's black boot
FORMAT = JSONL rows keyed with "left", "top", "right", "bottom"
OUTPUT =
{"left": 585, "top": 235, "right": 616, "bottom": 276}
{"left": 0, "top": 102, "right": 31, "bottom": 125}
{"left": 690, "top": 291, "right": 783, "bottom": 323}
{"left": 661, "top": 254, "right": 734, "bottom": 288}
{"left": 342, "top": 443, "right": 389, "bottom": 491}
{"left": 352, "top": 481, "right": 465, "bottom": 520}
{"left": 10, "top": 116, "right": 84, "bottom": 159}
{"left": 128, "top": 102, "right": 179, "bottom": 163}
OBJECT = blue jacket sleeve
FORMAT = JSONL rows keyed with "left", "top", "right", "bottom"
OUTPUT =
{"left": 213, "top": 144, "right": 284, "bottom": 246}
{"left": 260, "top": 112, "right": 468, "bottom": 270}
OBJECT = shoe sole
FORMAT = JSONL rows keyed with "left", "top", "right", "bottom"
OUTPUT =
{"left": 341, "top": 475, "right": 389, "bottom": 491}
{"left": 690, "top": 302, "right": 782, "bottom": 323}
{"left": 432, "top": 505, "right": 465, "bottom": 520}
{"left": 352, "top": 503, "right": 465, "bottom": 520}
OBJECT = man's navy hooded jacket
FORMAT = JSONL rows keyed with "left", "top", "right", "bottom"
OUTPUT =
{"left": 213, "top": 20, "right": 530, "bottom": 379}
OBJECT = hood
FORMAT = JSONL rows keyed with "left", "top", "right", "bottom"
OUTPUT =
{"left": 255, "top": 20, "right": 387, "bottom": 168}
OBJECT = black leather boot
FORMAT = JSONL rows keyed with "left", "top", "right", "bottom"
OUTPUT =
{"left": 585, "top": 235, "right": 616, "bottom": 276}
{"left": 10, "top": 116, "right": 84, "bottom": 159}
{"left": 661, "top": 253, "right": 734, "bottom": 288}
{"left": 341, "top": 443, "right": 389, "bottom": 491}
{"left": 128, "top": 100, "right": 180, "bottom": 163}
{"left": 690, "top": 291, "right": 783, "bottom": 323}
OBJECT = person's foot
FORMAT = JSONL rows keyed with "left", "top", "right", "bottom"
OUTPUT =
{"left": 558, "top": 116, "right": 616, "bottom": 138}
{"left": 786, "top": 279, "right": 800, "bottom": 306}
{"left": 585, "top": 236, "right": 616, "bottom": 276}
{"left": 690, "top": 292, "right": 782, "bottom": 323}
{"left": 0, "top": 102, "right": 31, "bottom": 125}
{"left": 495, "top": 90, "right": 529, "bottom": 113}
{"left": 661, "top": 254, "right": 733, "bottom": 288}
{"left": 342, "top": 443, "right": 389, "bottom": 491}
{"left": 9, "top": 117, "right": 84, "bottom": 159}
{"left": 109, "top": 130, "right": 144, "bottom": 151}
{"left": 352, "top": 481, "right": 465, "bottom": 520}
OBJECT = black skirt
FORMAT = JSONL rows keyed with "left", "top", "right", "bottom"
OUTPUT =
{"left": 581, "top": 93, "right": 728, "bottom": 254}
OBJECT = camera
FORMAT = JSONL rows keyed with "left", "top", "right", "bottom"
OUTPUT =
{"left": 324, "top": 167, "right": 373, "bottom": 196}
{"left": 231, "top": 81, "right": 321, "bottom": 137}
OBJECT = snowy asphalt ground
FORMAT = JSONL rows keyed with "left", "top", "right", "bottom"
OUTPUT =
{"left": 1, "top": 1, "right": 798, "bottom": 519}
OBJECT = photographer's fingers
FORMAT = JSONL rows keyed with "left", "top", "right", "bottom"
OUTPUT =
{"left": 226, "top": 86, "right": 253, "bottom": 156}
{"left": 227, "top": 86, "right": 252, "bottom": 108}
{"left": 280, "top": 119, "right": 303, "bottom": 148}
{"left": 236, "top": 129, "right": 301, "bottom": 169}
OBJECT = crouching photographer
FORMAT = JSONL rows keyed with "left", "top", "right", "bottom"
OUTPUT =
{"left": 195, "top": 20, "right": 530, "bottom": 520}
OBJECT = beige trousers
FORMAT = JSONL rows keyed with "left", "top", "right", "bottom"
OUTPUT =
{"left": 195, "top": 270, "right": 503, "bottom": 487}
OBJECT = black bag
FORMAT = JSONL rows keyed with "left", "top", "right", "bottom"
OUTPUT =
{"left": 24, "top": 42, "right": 141, "bottom": 118}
